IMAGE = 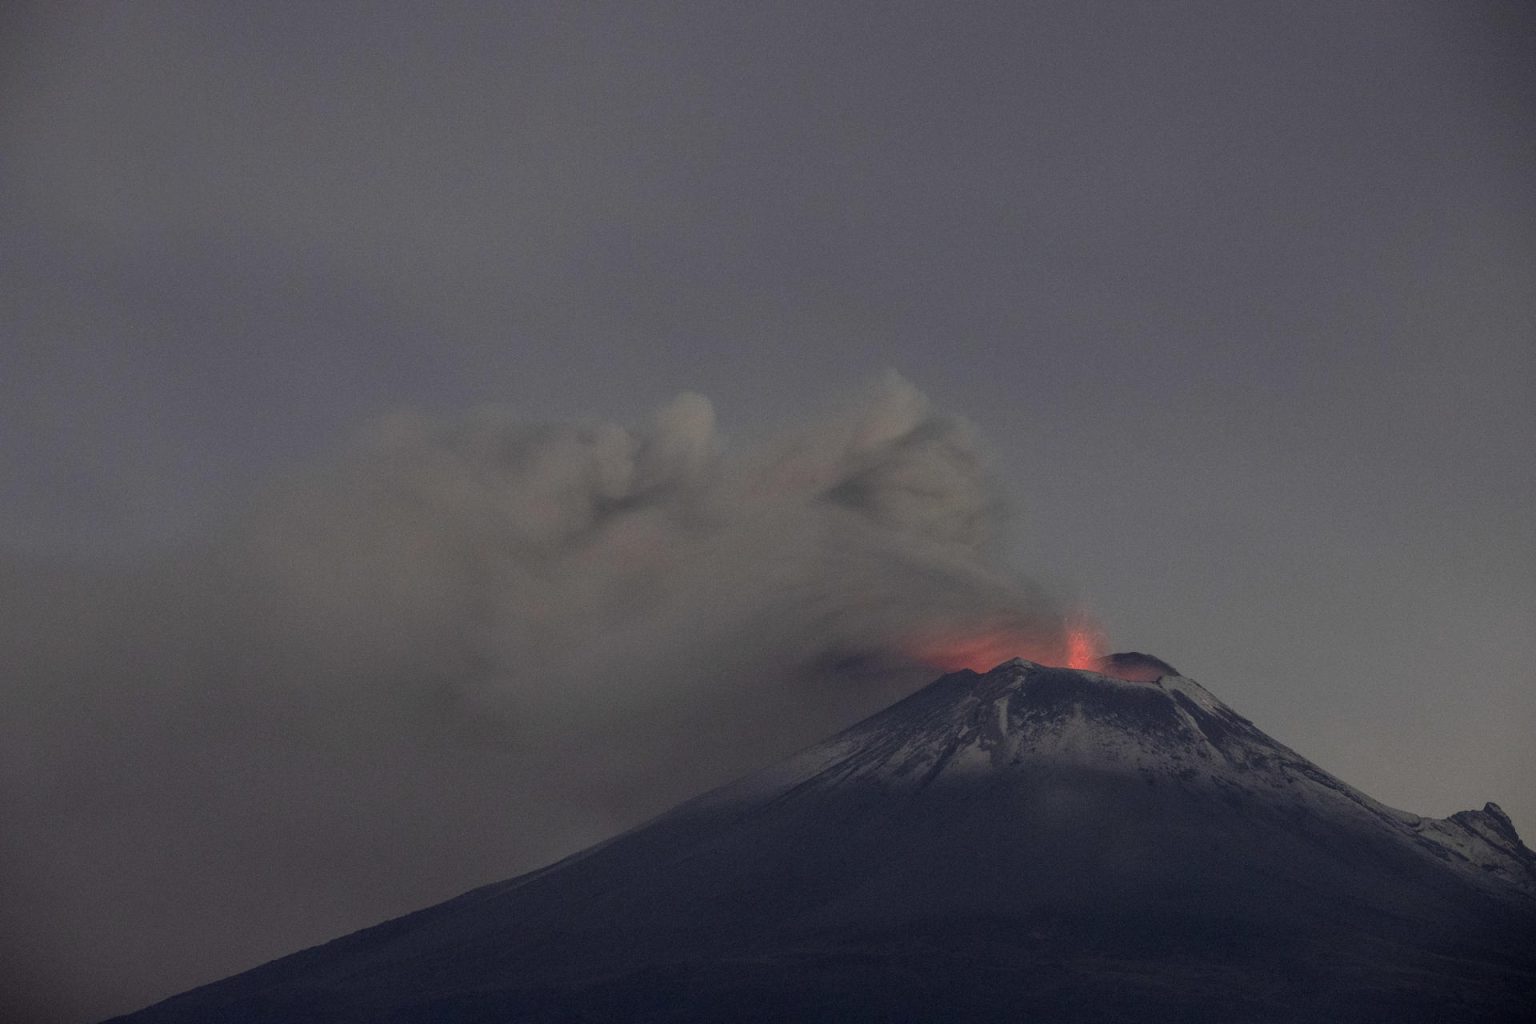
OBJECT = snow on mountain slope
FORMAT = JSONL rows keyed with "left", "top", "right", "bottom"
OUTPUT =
{"left": 105, "top": 657, "right": 1536, "bottom": 1024}
{"left": 685, "top": 657, "right": 1535, "bottom": 904}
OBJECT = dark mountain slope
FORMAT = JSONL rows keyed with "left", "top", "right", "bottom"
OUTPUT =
{"left": 107, "top": 659, "right": 1536, "bottom": 1023}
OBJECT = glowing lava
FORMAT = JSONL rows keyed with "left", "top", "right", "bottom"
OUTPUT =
{"left": 1063, "top": 617, "right": 1108, "bottom": 670}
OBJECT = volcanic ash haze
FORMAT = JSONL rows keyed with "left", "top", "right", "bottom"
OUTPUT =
{"left": 103, "top": 658, "right": 1536, "bottom": 1023}
{"left": 1, "top": 374, "right": 1086, "bottom": 1022}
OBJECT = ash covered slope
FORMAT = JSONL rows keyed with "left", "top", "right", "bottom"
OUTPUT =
{"left": 109, "top": 659, "right": 1536, "bottom": 1023}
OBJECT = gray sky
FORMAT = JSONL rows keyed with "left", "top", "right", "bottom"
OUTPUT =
{"left": 3, "top": 3, "right": 1533, "bottom": 1021}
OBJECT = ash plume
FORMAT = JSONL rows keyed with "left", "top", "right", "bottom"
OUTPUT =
{"left": 0, "top": 373, "right": 1065, "bottom": 1022}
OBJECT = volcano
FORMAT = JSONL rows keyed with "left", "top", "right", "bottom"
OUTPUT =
{"left": 106, "top": 658, "right": 1536, "bottom": 1023}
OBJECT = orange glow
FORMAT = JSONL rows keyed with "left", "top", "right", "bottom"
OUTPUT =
{"left": 1063, "top": 616, "right": 1107, "bottom": 670}
{"left": 906, "top": 611, "right": 1107, "bottom": 674}
{"left": 908, "top": 630, "right": 1042, "bottom": 674}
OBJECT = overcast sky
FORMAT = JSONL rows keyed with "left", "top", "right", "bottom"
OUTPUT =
{"left": 3, "top": 3, "right": 1534, "bottom": 1021}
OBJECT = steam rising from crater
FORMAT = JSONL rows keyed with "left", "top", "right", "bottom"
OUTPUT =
{"left": 235, "top": 371, "right": 1063, "bottom": 724}
{"left": 0, "top": 373, "right": 1075, "bottom": 1019}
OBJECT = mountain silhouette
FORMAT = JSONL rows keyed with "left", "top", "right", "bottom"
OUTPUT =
{"left": 106, "top": 657, "right": 1536, "bottom": 1022}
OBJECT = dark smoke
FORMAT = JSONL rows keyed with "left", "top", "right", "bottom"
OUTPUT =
{"left": 0, "top": 374, "right": 1066, "bottom": 1022}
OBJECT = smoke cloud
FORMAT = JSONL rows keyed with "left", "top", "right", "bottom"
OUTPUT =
{"left": 0, "top": 374, "right": 1068, "bottom": 1022}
